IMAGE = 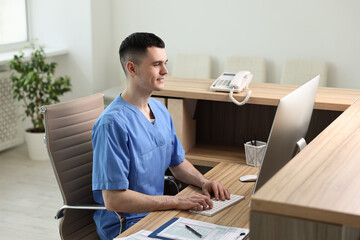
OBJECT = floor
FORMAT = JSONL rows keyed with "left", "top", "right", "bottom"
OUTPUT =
{"left": 0, "top": 143, "right": 62, "bottom": 240}
{"left": 0, "top": 144, "right": 211, "bottom": 240}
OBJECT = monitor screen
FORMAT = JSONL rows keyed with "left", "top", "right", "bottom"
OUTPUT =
{"left": 253, "top": 76, "right": 319, "bottom": 194}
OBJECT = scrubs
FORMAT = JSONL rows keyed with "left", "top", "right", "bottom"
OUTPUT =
{"left": 92, "top": 95, "right": 184, "bottom": 240}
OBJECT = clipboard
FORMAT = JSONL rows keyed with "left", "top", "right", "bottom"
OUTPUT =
{"left": 148, "top": 217, "right": 178, "bottom": 240}
{"left": 147, "top": 217, "right": 250, "bottom": 240}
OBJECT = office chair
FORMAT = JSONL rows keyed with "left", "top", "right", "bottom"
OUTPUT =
{"left": 41, "top": 93, "right": 114, "bottom": 239}
{"left": 225, "top": 56, "right": 267, "bottom": 83}
{"left": 172, "top": 54, "right": 212, "bottom": 79}
{"left": 41, "top": 93, "right": 180, "bottom": 239}
{"left": 280, "top": 59, "right": 328, "bottom": 86}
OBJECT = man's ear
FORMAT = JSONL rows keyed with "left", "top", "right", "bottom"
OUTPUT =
{"left": 126, "top": 61, "right": 136, "bottom": 76}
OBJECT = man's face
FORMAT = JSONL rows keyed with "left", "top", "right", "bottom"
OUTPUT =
{"left": 134, "top": 46, "right": 168, "bottom": 92}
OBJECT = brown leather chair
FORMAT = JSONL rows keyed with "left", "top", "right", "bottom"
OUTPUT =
{"left": 41, "top": 93, "right": 110, "bottom": 239}
{"left": 41, "top": 93, "right": 180, "bottom": 239}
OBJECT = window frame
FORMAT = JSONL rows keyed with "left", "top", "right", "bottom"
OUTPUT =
{"left": 0, "top": 0, "right": 31, "bottom": 53}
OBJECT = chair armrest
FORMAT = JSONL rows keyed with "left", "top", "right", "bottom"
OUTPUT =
{"left": 55, "top": 204, "right": 106, "bottom": 219}
{"left": 164, "top": 176, "right": 182, "bottom": 195}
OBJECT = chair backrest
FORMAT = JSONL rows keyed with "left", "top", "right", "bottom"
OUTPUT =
{"left": 172, "top": 54, "right": 212, "bottom": 79}
{"left": 280, "top": 59, "right": 328, "bottom": 86}
{"left": 43, "top": 93, "right": 104, "bottom": 239}
{"left": 225, "top": 56, "right": 267, "bottom": 83}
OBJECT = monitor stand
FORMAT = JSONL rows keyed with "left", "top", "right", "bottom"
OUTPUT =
{"left": 294, "top": 138, "right": 307, "bottom": 155}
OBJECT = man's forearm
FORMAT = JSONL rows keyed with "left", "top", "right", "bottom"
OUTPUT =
{"left": 103, "top": 189, "right": 178, "bottom": 213}
{"left": 169, "top": 159, "right": 208, "bottom": 189}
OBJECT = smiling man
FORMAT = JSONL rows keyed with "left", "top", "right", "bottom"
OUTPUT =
{"left": 92, "top": 32, "right": 230, "bottom": 240}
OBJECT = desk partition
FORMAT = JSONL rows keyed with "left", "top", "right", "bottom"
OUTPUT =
{"left": 152, "top": 76, "right": 359, "bottom": 167}
{"left": 250, "top": 97, "right": 360, "bottom": 240}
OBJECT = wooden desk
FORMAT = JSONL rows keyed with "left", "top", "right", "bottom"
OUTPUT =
{"left": 118, "top": 162, "right": 258, "bottom": 237}
{"left": 114, "top": 77, "right": 360, "bottom": 239}
{"left": 152, "top": 77, "right": 360, "bottom": 167}
{"left": 154, "top": 76, "right": 360, "bottom": 111}
{"left": 250, "top": 97, "right": 360, "bottom": 240}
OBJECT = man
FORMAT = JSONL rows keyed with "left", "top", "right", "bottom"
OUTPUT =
{"left": 92, "top": 32, "right": 230, "bottom": 239}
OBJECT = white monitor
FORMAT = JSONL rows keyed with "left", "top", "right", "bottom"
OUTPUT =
{"left": 253, "top": 76, "right": 319, "bottom": 193}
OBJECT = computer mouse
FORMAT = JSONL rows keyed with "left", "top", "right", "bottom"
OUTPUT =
{"left": 239, "top": 175, "right": 257, "bottom": 182}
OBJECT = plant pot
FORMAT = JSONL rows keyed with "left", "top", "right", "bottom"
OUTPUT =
{"left": 25, "top": 129, "right": 49, "bottom": 161}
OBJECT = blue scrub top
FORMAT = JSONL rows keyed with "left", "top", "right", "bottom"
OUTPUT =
{"left": 92, "top": 95, "right": 185, "bottom": 240}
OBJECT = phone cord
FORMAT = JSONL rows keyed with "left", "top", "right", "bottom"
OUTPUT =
{"left": 229, "top": 88, "right": 252, "bottom": 106}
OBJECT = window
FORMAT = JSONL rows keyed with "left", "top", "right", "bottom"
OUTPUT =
{"left": 0, "top": 0, "right": 28, "bottom": 48}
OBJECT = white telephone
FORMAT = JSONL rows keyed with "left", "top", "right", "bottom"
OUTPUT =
{"left": 210, "top": 71, "right": 253, "bottom": 106}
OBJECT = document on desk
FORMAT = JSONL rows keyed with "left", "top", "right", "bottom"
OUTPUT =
{"left": 154, "top": 217, "right": 249, "bottom": 240}
{"left": 114, "top": 229, "right": 153, "bottom": 240}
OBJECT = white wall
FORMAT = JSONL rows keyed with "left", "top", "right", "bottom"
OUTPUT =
{"left": 29, "top": 0, "right": 94, "bottom": 100}
{"left": 28, "top": 0, "right": 360, "bottom": 96}
{"left": 91, "top": 1, "right": 125, "bottom": 92}
{"left": 111, "top": 0, "right": 360, "bottom": 89}
{"left": 29, "top": 0, "right": 125, "bottom": 98}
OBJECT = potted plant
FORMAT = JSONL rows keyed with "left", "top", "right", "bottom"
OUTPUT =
{"left": 8, "top": 43, "right": 71, "bottom": 160}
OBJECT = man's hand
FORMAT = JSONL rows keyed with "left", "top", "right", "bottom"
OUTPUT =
{"left": 169, "top": 159, "right": 230, "bottom": 204}
{"left": 175, "top": 194, "right": 213, "bottom": 211}
{"left": 201, "top": 180, "right": 231, "bottom": 201}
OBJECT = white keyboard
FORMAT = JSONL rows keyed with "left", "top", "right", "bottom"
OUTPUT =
{"left": 189, "top": 194, "right": 245, "bottom": 217}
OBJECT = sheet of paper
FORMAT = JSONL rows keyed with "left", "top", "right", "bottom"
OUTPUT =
{"left": 114, "top": 229, "right": 153, "bottom": 240}
{"left": 157, "top": 217, "right": 249, "bottom": 240}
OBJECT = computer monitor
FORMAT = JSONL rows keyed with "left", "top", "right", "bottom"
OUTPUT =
{"left": 253, "top": 75, "right": 319, "bottom": 193}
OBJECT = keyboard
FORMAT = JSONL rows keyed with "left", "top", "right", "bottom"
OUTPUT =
{"left": 189, "top": 194, "right": 245, "bottom": 217}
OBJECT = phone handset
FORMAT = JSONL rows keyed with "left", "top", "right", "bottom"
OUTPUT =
{"left": 229, "top": 71, "right": 252, "bottom": 106}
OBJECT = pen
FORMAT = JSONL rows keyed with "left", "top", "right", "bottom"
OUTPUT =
{"left": 236, "top": 231, "right": 249, "bottom": 240}
{"left": 241, "top": 232, "right": 250, "bottom": 240}
{"left": 185, "top": 224, "right": 202, "bottom": 238}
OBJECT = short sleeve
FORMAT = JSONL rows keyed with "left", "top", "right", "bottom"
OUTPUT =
{"left": 169, "top": 116, "right": 185, "bottom": 167}
{"left": 92, "top": 121, "right": 130, "bottom": 190}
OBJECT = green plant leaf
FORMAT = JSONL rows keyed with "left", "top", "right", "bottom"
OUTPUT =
{"left": 7, "top": 42, "right": 72, "bottom": 131}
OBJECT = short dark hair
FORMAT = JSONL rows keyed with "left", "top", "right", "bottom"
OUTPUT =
{"left": 119, "top": 32, "right": 165, "bottom": 75}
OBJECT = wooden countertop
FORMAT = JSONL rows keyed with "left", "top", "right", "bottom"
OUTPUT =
{"left": 251, "top": 97, "right": 360, "bottom": 228}
{"left": 152, "top": 76, "right": 360, "bottom": 111}
{"left": 118, "top": 162, "right": 259, "bottom": 237}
